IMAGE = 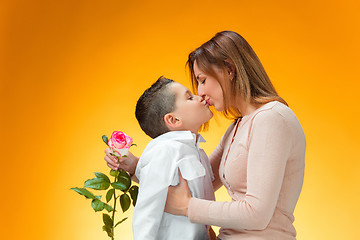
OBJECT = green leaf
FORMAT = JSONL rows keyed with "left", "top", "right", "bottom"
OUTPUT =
{"left": 110, "top": 169, "right": 119, "bottom": 177}
{"left": 91, "top": 199, "right": 105, "bottom": 212}
{"left": 129, "top": 185, "right": 139, "bottom": 206}
{"left": 120, "top": 193, "right": 131, "bottom": 212}
{"left": 102, "top": 135, "right": 109, "bottom": 146}
{"left": 70, "top": 187, "right": 97, "bottom": 200}
{"left": 102, "top": 225, "right": 113, "bottom": 237}
{"left": 118, "top": 169, "right": 131, "bottom": 179}
{"left": 103, "top": 213, "right": 113, "bottom": 228}
{"left": 94, "top": 172, "right": 110, "bottom": 183}
{"left": 104, "top": 203, "right": 114, "bottom": 212}
{"left": 111, "top": 174, "right": 131, "bottom": 191}
{"left": 118, "top": 176, "right": 131, "bottom": 192}
{"left": 115, "top": 170, "right": 131, "bottom": 192}
{"left": 84, "top": 177, "right": 110, "bottom": 190}
{"left": 106, "top": 189, "right": 115, "bottom": 203}
{"left": 114, "top": 217, "right": 128, "bottom": 228}
{"left": 111, "top": 182, "right": 126, "bottom": 191}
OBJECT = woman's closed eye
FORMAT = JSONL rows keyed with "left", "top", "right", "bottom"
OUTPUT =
{"left": 200, "top": 78, "right": 206, "bottom": 84}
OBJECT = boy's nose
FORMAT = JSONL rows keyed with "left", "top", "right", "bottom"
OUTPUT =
{"left": 194, "top": 95, "right": 202, "bottom": 101}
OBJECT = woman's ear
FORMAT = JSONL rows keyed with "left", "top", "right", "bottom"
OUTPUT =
{"left": 224, "top": 59, "right": 236, "bottom": 79}
{"left": 164, "top": 113, "right": 182, "bottom": 130}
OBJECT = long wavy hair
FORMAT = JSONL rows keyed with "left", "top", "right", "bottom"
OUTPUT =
{"left": 187, "top": 31, "right": 287, "bottom": 120}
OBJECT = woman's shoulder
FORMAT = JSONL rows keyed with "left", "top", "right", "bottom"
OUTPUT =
{"left": 251, "top": 101, "right": 296, "bottom": 122}
{"left": 250, "top": 101, "right": 304, "bottom": 135}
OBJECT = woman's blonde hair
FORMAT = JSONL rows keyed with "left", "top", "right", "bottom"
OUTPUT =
{"left": 187, "top": 31, "right": 287, "bottom": 120}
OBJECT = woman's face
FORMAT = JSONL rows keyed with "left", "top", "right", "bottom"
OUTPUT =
{"left": 193, "top": 60, "right": 225, "bottom": 111}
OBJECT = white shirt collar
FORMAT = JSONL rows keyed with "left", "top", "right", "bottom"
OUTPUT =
{"left": 155, "top": 131, "right": 206, "bottom": 146}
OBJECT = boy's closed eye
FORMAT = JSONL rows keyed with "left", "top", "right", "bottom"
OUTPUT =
{"left": 186, "top": 90, "right": 194, "bottom": 100}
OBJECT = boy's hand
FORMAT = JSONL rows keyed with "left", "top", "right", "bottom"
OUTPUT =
{"left": 104, "top": 148, "right": 139, "bottom": 176}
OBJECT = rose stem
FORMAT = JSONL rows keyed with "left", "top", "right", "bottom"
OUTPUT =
{"left": 111, "top": 173, "right": 118, "bottom": 240}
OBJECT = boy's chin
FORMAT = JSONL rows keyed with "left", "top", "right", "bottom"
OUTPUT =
{"left": 206, "top": 113, "right": 213, "bottom": 121}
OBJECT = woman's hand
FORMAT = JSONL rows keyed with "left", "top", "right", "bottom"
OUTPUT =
{"left": 104, "top": 148, "right": 139, "bottom": 176}
{"left": 164, "top": 171, "right": 192, "bottom": 216}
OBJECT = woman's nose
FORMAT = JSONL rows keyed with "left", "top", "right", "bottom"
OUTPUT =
{"left": 197, "top": 85, "right": 205, "bottom": 97}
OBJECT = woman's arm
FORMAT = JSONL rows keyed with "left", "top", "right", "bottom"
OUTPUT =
{"left": 208, "top": 122, "right": 236, "bottom": 192}
{"left": 164, "top": 170, "right": 191, "bottom": 216}
{"left": 188, "top": 111, "right": 292, "bottom": 230}
{"left": 166, "top": 111, "right": 296, "bottom": 231}
{"left": 208, "top": 143, "right": 224, "bottom": 192}
{"left": 165, "top": 122, "right": 234, "bottom": 215}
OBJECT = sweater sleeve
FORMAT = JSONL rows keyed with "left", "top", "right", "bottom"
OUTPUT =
{"left": 208, "top": 122, "right": 236, "bottom": 191}
{"left": 188, "top": 111, "right": 292, "bottom": 230}
{"left": 208, "top": 142, "right": 224, "bottom": 191}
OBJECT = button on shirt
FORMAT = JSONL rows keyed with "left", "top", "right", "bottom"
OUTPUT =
{"left": 133, "top": 131, "right": 215, "bottom": 240}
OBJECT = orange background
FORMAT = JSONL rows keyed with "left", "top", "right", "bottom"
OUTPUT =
{"left": 1, "top": 0, "right": 359, "bottom": 239}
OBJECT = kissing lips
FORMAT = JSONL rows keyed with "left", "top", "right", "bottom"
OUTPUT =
{"left": 205, "top": 99, "right": 211, "bottom": 106}
{"left": 202, "top": 99, "right": 209, "bottom": 107}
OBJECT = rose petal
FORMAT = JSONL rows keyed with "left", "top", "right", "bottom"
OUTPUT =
{"left": 110, "top": 131, "right": 126, "bottom": 149}
{"left": 112, "top": 147, "right": 129, "bottom": 157}
{"left": 125, "top": 135, "right": 133, "bottom": 148}
{"left": 109, "top": 131, "right": 132, "bottom": 157}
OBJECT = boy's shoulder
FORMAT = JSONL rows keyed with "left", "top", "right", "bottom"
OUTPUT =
{"left": 148, "top": 131, "right": 197, "bottom": 149}
{"left": 144, "top": 138, "right": 181, "bottom": 155}
{"left": 139, "top": 131, "right": 199, "bottom": 165}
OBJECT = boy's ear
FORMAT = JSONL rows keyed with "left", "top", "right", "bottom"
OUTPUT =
{"left": 164, "top": 113, "right": 182, "bottom": 130}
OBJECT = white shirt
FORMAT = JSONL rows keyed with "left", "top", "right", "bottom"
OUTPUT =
{"left": 133, "top": 131, "right": 215, "bottom": 240}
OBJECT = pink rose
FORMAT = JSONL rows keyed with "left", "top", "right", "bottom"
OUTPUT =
{"left": 108, "top": 131, "right": 133, "bottom": 157}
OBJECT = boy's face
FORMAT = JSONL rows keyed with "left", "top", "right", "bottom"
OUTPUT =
{"left": 169, "top": 82, "right": 213, "bottom": 133}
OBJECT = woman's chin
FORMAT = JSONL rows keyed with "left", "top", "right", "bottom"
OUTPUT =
{"left": 214, "top": 105, "right": 225, "bottom": 112}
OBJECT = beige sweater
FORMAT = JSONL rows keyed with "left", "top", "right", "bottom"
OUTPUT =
{"left": 188, "top": 101, "right": 306, "bottom": 240}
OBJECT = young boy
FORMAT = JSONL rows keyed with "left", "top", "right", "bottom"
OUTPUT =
{"left": 132, "top": 76, "right": 215, "bottom": 240}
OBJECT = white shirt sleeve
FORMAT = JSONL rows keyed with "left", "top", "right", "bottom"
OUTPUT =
{"left": 132, "top": 147, "right": 177, "bottom": 240}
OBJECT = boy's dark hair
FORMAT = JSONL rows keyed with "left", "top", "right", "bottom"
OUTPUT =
{"left": 135, "top": 76, "right": 176, "bottom": 139}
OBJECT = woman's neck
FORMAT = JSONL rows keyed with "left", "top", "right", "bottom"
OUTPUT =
{"left": 236, "top": 97, "right": 262, "bottom": 117}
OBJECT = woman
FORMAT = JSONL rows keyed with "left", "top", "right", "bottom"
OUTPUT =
{"left": 105, "top": 31, "right": 306, "bottom": 240}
